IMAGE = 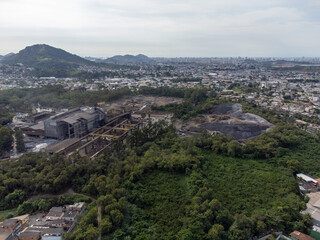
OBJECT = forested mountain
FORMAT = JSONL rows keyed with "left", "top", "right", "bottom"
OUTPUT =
{"left": 104, "top": 54, "right": 155, "bottom": 64}
{"left": 0, "top": 53, "right": 14, "bottom": 61}
{"left": 1, "top": 44, "right": 94, "bottom": 69}
{"left": 4, "top": 52, "right": 14, "bottom": 58}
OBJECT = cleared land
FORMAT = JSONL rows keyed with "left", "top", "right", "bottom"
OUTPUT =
{"left": 104, "top": 96, "right": 183, "bottom": 115}
{"left": 176, "top": 103, "right": 272, "bottom": 140}
{"left": 103, "top": 98, "right": 273, "bottom": 141}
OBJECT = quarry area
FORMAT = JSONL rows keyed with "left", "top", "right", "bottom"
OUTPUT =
{"left": 176, "top": 103, "right": 273, "bottom": 141}
{"left": 92, "top": 98, "right": 273, "bottom": 141}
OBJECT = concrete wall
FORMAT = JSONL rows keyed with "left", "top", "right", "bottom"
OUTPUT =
{"left": 44, "top": 120, "right": 68, "bottom": 139}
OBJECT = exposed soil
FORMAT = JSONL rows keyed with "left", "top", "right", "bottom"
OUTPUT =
{"left": 177, "top": 104, "right": 273, "bottom": 141}
{"left": 104, "top": 99, "right": 272, "bottom": 141}
{"left": 201, "top": 122, "right": 271, "bottom": 140}
{"left": 104, "top": 96, "right": 183, "bottom": 116}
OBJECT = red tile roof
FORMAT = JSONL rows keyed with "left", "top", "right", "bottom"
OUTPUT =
{"left": 290, "top": 231, "right": 315, "bottom": 240}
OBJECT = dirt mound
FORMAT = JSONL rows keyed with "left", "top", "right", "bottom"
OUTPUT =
{"left": 213, "top": 104, "right": 239, "bottom": 115}
{"left": 212, "top": 103, "right": 271, "bottom": 125}
{"left": 199, "top": 104, "right": 272, "bottom": 140}
{"left": 201, "top": 122, "right": 271, "bottom": 140}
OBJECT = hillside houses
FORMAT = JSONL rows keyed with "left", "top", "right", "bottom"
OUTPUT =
{"left": 0, "top": 202, "right": 85, "bottom": 240}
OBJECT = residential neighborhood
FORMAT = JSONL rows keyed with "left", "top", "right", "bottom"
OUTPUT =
{"left": 0, "top": 202, "right": 85, "bottom": 240}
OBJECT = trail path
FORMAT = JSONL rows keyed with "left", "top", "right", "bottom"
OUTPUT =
{"left": 28, "top": 188, "right": 96, "bottom": 202}
{"left": 98, "top": 204, "right": 102, "bottom": 240}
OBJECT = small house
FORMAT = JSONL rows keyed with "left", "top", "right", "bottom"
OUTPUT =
{"left": 18, "top": 231, "right": 41, "bottom": 240}
{"left": 290, "top": 230, "right": 315, "bottom": 240}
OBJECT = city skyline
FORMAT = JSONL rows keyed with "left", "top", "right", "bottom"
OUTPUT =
{"left": 1, "top": 0, "right": 320, "bottom": 58}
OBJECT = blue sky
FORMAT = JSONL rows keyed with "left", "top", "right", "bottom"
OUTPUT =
{"left": 0, "top": 0, "right": 319, "bottom": 57}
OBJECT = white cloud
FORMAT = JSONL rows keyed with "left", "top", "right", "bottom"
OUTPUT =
{"left": 0, "top": 0, "right": 319, "bottom": 57}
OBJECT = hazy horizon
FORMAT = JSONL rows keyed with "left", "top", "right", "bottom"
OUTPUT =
{"left": 1, "top": 43, "right": 320, "bottom": 59}
{"left": 2, "top": 43, "right": 320, "bottom": 59}
{"left": 1, "top": 0, "right": 320, "bottom": 58}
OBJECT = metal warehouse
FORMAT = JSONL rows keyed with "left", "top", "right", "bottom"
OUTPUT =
{"left": 44, "top": 107, "right": 105, "bottom": 139}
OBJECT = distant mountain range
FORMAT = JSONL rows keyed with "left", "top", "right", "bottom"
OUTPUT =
{"left": 0, "top": 44, "right": 155, "bottom": 69}
{"left": 84, "top": 56, "right": 103, "bottom": 62}
{"left": 0, "top": 53, "right": 14, "bottom": 61}
{"left": 1, "top": 44, "right": 94, "bottom": 69}
{"left": 103, "top": 54, "right": 155, "bottom": 64}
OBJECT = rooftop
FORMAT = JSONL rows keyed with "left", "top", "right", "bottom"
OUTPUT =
{"left": 297, "top": 173, "right": 318, "bottom": 184}
{"left": 0, "top": 231, "right": 11, "bottom": 240}
{"left": 62, "top": 211, "right": 78, "bottom": 218}
{"left": 45, "top": 138, "right": 80, "bottom": 153}
{"left": 290, "top": 231, "right": 315, "bottom": 240}
{"left": 19, "top": 231, "right": 41, "bottom": 237}
{"left": 0, "top": 218, "right": 20, "bottom": 227}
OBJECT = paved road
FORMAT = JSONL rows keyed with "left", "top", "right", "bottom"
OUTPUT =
{"left": 303, "top": 203, "right": 320, "bottom": 227}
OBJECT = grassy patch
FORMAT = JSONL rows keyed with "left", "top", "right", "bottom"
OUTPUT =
{"left": 0, "top": 208, "right": 17, "bottom": 221}
{"left": 311, "top": 231, "right": 320, "bottom": 240}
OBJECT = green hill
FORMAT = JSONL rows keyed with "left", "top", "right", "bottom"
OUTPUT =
{"left": 1, "top": 44, "right": 94, "bottom": 69}
{"left": 104, "top": 54, "right": 155, "bottom": 64}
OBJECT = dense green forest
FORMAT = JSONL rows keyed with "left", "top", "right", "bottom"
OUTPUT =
{"left": 31, "top": 65, "right": 139, "bottom": 78}
{"left": 0, "top": 127, "right": 13, "bottom": 157}
{"left": 0, "top": 109, "right": 13, "bottom": 125}
{"left": 0, "top": 126, "right": 25, "bottom": 158}
{"left": 0, "top": 109, "right": 14, "bottom": 158}
{"left": 1, "top": 86, "right": 320, "bottom": 239}
{"left": 0, "top": 86, "right": 133, "bottom": 112}
{"left": 0, "top": 120, "right": 318, "bottom": 239}
{"left": 0, "top": 86, "right": 203, "bottom": 113}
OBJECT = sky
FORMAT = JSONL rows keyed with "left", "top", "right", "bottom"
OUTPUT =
{"left": 0, "top": 0, "right": 320, "bottom": 57}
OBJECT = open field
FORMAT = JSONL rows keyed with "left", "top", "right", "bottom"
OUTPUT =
{"left": 104, "top": 96, "right": 183, "bottom": 115}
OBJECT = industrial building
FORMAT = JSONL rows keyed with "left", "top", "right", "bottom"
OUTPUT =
{"left": 44, "top": 112, "right": 141, "bottom": 159}
{"left": 43, "top": 107, "right": 105, "bottom": 139}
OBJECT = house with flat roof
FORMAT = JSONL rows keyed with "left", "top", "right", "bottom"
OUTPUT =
{"left": 0, "top": 218, "right": 22, "bottom": 240}
{"left": 18, "top": 231, "right": 41, "bottom": 240}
